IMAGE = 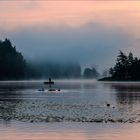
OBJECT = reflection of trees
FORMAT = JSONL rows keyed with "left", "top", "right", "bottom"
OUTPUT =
{"left": 0, "top": 87, "right": 24, "bottom": 101}
{"left": 110, "top": 83, "right": 140, "bottom": 106}
{"left": 82, "top": 83, "right": 98, "bottom": 89}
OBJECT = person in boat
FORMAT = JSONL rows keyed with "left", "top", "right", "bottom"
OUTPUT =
{"left": 44, "top": 78, "right": 60, "bottom": 91}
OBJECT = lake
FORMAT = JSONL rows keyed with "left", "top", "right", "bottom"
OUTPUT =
{"left": 0, "top": 80, "right": 140, "bottom": 140}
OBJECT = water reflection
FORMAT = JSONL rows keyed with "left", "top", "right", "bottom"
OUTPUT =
{"left": 1, "top": 81, "right": 140, "bottom": 140}
{"left": 101, "top": 82, "right": 140, "bottom": 117}
{"left": 0, "top": 101, "right": 17, "bottom": 125}
{"left": 1, "top": 122, "right": 140, "bottom": 140}
{"left": 104, "top": 82, "right": 140, "bottom": 105}
{"left": 0, "top": 80, "right": 140, "bottom": 123}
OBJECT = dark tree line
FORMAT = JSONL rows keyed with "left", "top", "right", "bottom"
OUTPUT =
{"left": 27, "top": 63, "right": 100, "bottom": 79}
{"left": 109, "top": 51, "right": 140, "bottom": 80}
{"left": 0, "top": 38, "right": 101, "bottom": 80}
{"left": 0, "top": 39, "right": 82, "bottom": 80}
{"left": 26, "top": 61, "right": 81, "bottom": 79}
{"left": 0, "top": 39, "right": 26, "bottom": 80}
{"left": 83, "top": 67, "right": 99, "bottom": 78}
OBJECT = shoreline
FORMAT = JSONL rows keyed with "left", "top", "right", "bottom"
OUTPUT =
{"left": 98, "top": 77, "right": 140, "bottom": 82}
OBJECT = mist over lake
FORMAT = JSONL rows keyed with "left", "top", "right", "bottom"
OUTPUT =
{"left": 0, "top": 79, "right": 140, "bottom": 123}
{"left": 1, "top": 1, "right": 140, "bottom": 140}
{"left": 0, "top": 80, "right": 140, "bottom": 139}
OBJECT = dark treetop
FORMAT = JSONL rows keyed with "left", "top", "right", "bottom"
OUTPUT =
{"left": 0, "top": 38, "right": 26, "bottom": 80}
{"left": 100, "top": 51, "right": 140, "bottom": 81}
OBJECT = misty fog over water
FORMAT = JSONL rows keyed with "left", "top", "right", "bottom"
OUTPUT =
{"left": 2, "top": 23, "right": 132, "bottom": 71}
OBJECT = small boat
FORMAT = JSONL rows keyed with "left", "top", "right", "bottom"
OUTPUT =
{"left": 44, "top": 78, "right": 61, "bottom": 92}
{"left": 48, "top": 89, "right": 61, "bottom": 92}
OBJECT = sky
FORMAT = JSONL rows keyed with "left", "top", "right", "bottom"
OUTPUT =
{"left": 0, "top": 1, "right": 140, "bottom": 71}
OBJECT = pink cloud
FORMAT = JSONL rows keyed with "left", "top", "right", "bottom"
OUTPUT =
{"left": 0, "top": 1, "right": 140, "bottom": 36}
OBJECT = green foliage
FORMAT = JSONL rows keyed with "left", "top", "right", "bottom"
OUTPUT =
{"left": 110, "top": 51, "right": 140, "bottom": 80}
{"left": 0, "top": 38, "right": 26, "bottom": 80}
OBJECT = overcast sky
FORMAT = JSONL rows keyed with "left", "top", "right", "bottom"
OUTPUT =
{"left": 0, "top": 1, "right": 140, "bottom": 71}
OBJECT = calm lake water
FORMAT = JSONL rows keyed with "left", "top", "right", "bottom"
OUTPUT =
{"left": 0, "top": 80, "right": 140, "bottom": 140}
